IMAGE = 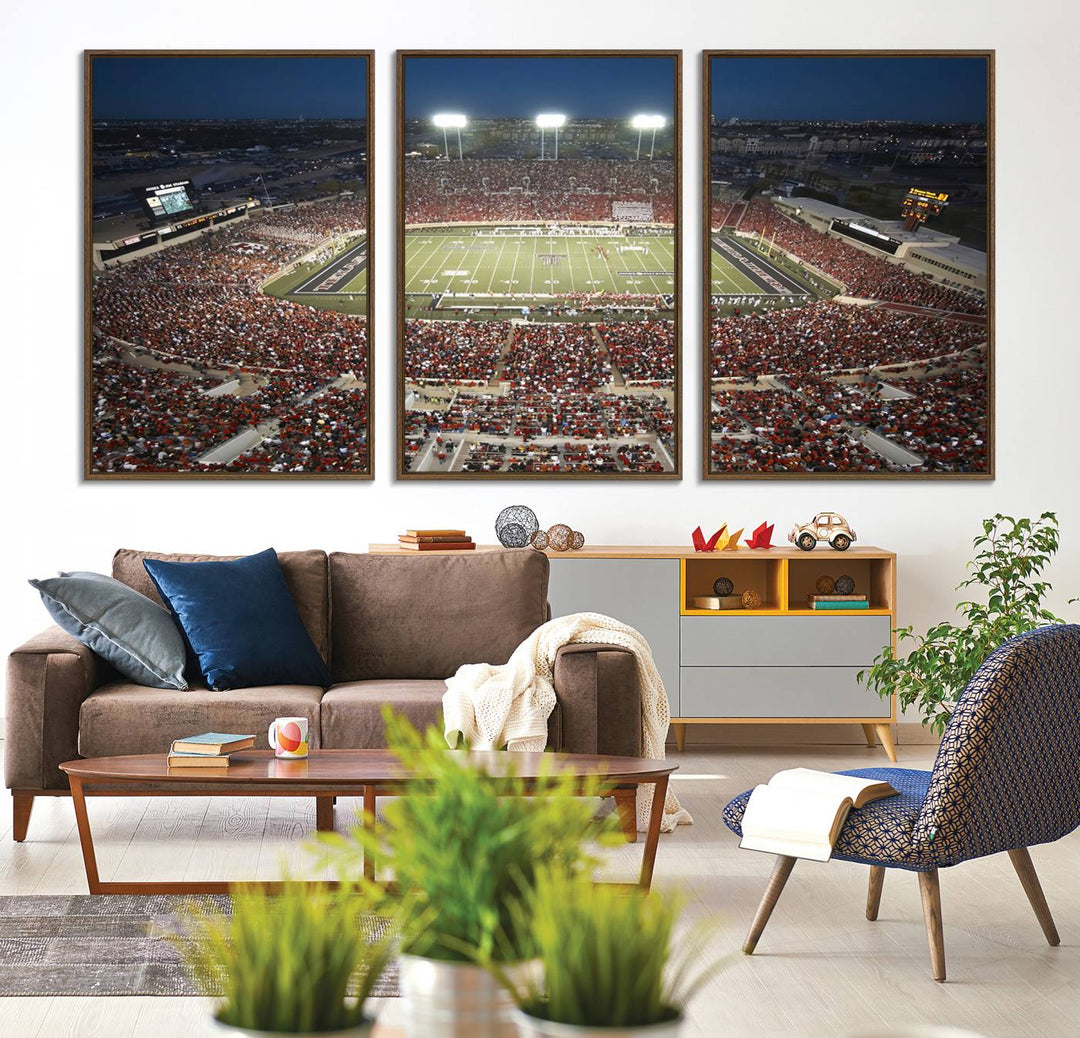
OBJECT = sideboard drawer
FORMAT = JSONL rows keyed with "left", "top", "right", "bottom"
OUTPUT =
{"left": 680, "top": 666, "right": 891, "bottom": 719}
{"left": 680, "top": 615, "right": 892, "bottom": 668}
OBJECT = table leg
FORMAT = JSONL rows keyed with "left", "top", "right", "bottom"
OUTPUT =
{"left": 69, "top": 778, "right": 102, "bottom": 895}
{"left": 363, "top": 785, "right": 376, "bottom": 881}
{"left": 315, "top": 796, "right": 335, "bottom": 832}
{"left": 612, "top": 787, "right": 638, "bottom": 844}
{"left": 638, "top": 775, "right": 669, "bottom": 890}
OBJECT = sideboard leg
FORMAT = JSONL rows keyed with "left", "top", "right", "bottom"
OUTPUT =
{"left": 860, "top": 723, "right": 877, "bottom": 748}
{"left": 672, "top": 723, "right": 687, "bottom": 752}
{"left": 874, "top": 723, "right": 898, "bottom": 762}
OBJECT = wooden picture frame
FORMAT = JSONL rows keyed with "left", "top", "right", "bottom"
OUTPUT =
{"left": 85, "top": 50, "right": 375, "bottom": 479}
{"left": 397, "top": 50, "right": 682, "bottom": 479}
{"left": 703, "top": 51, "right": 994, "bottom": 480}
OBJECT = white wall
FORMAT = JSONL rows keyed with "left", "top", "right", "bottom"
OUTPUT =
{"left": 2, "top": 0, "right": 1079, "bottom": 720}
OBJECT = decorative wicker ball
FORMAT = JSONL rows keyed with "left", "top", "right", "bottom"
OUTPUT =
{"left": 570, "top": 530, "right": 585, "bottom": 550}
{"left": 530, "top": 529, "right": 549, "bottom": 551}
{"left": 815, "top": 575, "right": 836, "bottom": 594}
{"left": 713, "top": 576, "right": 734, "bottom": 597}
{"left": 495, "top": 505, "right": 539, "bottom": 548}
{"left": 741, "top": 589, "right": 761, "bottom": 609}
{"left": 547, "top": 523, "right": 574, "bottom": 552}
{"left": 834, "top": 574, "right": 856, "bottom": 595}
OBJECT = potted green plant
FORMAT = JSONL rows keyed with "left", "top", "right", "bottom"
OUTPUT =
{"left": 860, "top": 513, "right": 1074, "bottom": 733}
{"left": 500, "top": 870, "right": 720, "bottom": 1037}
{"left": 314, "top": 710, "right": 619, "bottom": 1038}
{"left": 174, "top": 880, "right": 393, "bottom": 1036}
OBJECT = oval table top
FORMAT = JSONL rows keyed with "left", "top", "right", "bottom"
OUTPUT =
{"left": 59, "top": 748, "right": 677, "bottom": 785}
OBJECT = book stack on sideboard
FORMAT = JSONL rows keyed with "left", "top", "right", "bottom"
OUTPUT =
{"left": 397, "top": 529, "right": 476, "bottom": 552}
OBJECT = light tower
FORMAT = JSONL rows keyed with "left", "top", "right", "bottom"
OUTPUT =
{"left": 632, "top": 114, "right": 666, "bottom": 160}
{"left": 536, "top": 113, "right": 566, "bottom": 160}
{"left": 432, "top": 113, "right": 467, "bottom": 160}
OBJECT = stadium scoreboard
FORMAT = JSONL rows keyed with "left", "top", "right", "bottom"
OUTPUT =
{"left": 902, "top": 187, "right": 949, "bottom": 228}
{"left": 141, "top": 181, "right": 196, "bottom": 221}
{"left": 830, "top": 219, "right": 902, "bottom": 255}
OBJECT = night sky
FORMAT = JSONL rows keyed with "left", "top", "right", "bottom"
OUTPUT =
{"left": 92, "top": 56, "right": 368, "bottom": 120}
{"left": 404, "top": 56, "right": 676, "bottom": 120}
{"left": 711, "top": 56, "right": 988, "bottom": 123}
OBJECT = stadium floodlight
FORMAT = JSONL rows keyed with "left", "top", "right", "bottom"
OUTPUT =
{"left": 433, "top": 113, "right": 467, "bottom": 160}
{"left": 631, "top": 114, "right": 666, "bottom": 160}
{"left": 536, "top": 113, "right": 567, "bottom": 160}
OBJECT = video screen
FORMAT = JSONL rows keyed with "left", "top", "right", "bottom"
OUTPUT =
{"left": 142, "top": 182, "right": 195, "bottom": 220}
{"left": 830, "top": 219, "right": 902, "bottom": 256}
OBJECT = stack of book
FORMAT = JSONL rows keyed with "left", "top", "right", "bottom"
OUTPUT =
{"left": 397, "top": 529, "right": 475, "bottom": 552}
{"left": 807, "top": 594, "right": 869, "bottom": 611}
{"left": 167, "top": 732, "right": 255, "bottom": 768}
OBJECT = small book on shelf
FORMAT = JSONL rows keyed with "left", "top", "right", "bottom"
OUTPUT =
{"left": 405, "top": 529, "right": 467, "bottom": 537}
{"left": 167, "top": 751, "right": 231, "bottom": 768}
{"left": 399, "top": 534, "right": 474, "bottom": 544}
{"left": 808, "top": 597, "right": 870, "bottom": 610}
{"left": 739, "top": 768, "right": 898, "bottom": 862}
{"left": 692, "top": 595, "right": 744, "bottom": 610}
{"left": 170, "top": 732, "right": 255, "bottom": 756}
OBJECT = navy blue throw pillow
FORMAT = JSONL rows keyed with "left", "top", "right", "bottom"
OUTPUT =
{"left": 143, "top": 548, "right": 332, "bottom": 691}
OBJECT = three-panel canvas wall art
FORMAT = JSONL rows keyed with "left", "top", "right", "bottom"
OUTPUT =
{"left": 84, "top": 50, "right": 992, "bottom": 481}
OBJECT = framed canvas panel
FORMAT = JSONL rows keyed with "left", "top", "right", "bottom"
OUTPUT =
{"left": 397, "top": 50, "right": 682, "bottom": 479}
{"left": 703, "top": 51, "right": 993, "bottom": 479}
{"left": 85, "top": 51, "right": 374, "bottom": 478}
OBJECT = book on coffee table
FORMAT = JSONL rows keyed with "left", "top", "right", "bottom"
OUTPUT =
{"left": 170, "top": 733, "right": 255, "bottom": 755}
{"left": 739, "top": 767, "right": 898, "bottom": 862}
{"left": 167, "top": 751, "right": 231, "bottom": 768}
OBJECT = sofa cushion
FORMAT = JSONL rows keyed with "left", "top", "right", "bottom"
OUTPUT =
{"left": 112, "top": 549, "right": 330, "bottom": 663}
{"left": 29, "top": 571, "right": 188, "bottom": 690}
{"left": 329, "top": 549, "right": 549, "bottom": 681}
{"left": 321, "top": 679, "right": 561, "bottom": 750}
{"left": 143, "top": 549, "right": 332, "bottom": 691}
{"left": 79, "top": 681, "right": 323, "bottom": 758}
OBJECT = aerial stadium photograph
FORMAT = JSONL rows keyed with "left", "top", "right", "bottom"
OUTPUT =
{"left": 705, "top": 52, "right": 992, "bottom": 478}
{"left": 86, "top": 51, "right": 373, "bottom": 478}
{"left": 398, "top": 51, "right": 680, "bottom": 478}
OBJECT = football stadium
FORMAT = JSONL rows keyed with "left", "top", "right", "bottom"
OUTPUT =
{"left": 87, "top": 55, "right": 371, "bottom": 476}
{"left": 400, "top": 55, "right": 679, "bottom": 477}
{"left": 707, "top": 194, "right": 989, "bottom": 475}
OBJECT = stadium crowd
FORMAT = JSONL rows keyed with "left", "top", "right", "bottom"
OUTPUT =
{"left": 730, "top": 200, "right": 985, "bottom": 314}
{"left": 403, "top": 319, "right": 511, "bottom": 384}
{"left": 597, "top": 318, "right": 675, "bottom": 385}
{"left": 710, "top": 302, "right": 985, "bottom": 379}
{"left": 90, "top": 198, "right": 370, "bottom": 474}
{"left": 709, "top": 363, "right": 988, "bottom": 473}
{"left": 405, "top": 158, "right": 675, "bottom": 225}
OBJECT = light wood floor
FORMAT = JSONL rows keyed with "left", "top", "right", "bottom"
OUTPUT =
{"left": 1, "top": 740, "right": 1077, "bottom": 1038}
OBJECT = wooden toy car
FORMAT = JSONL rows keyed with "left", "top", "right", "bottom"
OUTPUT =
{"left": 788, "top": 512, "right": 856, "bottom": 552}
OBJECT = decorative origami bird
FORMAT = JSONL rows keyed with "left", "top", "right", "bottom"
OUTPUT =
{"left": 721, "top": 528, "right": 744, "bottom": 551}
{"left": 692, "top": 524, "right": 727, "bottom": 552}
{"left": 745, "top": 522, "right": 775, "bottom": 550}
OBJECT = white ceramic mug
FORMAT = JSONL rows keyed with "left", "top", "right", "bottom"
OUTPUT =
{"left": 268, "top": 716, "right": 309, "bottom": 759}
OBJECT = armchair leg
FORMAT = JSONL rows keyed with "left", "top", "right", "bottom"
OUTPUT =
{"left": 743, "top": 855, "right": 797, "bottom": 955}
{"left": 917, "top": 869, "right": 946, "bottom": 982}
{"left": 12, "top": 792, "right": 34, "bottom": 842}
{"left": 1007, "top": 847, "right": 1060, "bottom": 946}
{"left": 866, "top": 865, "right": 885, "bottom": 920}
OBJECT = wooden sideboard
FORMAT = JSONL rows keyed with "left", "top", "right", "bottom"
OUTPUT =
{"left": 368, "top": 544, "right": 898, "bottom": 760}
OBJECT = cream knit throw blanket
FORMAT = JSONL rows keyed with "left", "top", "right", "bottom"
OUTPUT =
{"left": 442, "top": 612, "right": 692, "bottom": 833}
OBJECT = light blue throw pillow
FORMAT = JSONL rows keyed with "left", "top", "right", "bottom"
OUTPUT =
{"left": 29, "top": 571, "right": 188, "bottom": 690}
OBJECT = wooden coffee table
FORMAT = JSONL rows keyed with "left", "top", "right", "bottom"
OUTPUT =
{"left": 59, "top": 749, "right": 676, "bottom": 895}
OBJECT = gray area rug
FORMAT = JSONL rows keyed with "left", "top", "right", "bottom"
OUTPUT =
{"left": 0, "top": 895, "right": 399, "bottom": 997}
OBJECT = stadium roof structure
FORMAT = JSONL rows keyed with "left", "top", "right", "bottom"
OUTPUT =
{"left": 774, "top": 196, "right": 961, "bottom": 246}
{"left": 909, "top": 241, "right": 988, "bottom": 276}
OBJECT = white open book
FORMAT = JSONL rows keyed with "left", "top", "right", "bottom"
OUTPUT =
{"left": 739, "top": 768, "right": 898, "bottom": 862}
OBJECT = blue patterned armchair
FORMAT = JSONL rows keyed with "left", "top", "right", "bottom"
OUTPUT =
{"left": 723, "top": 624, "right": 1080, "bottom": 981}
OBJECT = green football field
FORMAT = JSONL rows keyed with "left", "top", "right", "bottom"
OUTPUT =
{"left": 261, "top": 236, "right": 368, "bottom": 316}
{"left": 404, "top": 229, "right": 675, "bottom": 306}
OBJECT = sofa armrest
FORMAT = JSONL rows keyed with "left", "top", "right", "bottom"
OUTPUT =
{"left": 5, "top": 627, "right": 107, "bottom": 791}
{"left": 552, "top": 643, "right": 641, "bottom": 758}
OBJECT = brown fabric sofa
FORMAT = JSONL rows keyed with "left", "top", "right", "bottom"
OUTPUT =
{"left": 6, "top": 547, "right": 641, "bottom": 840}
